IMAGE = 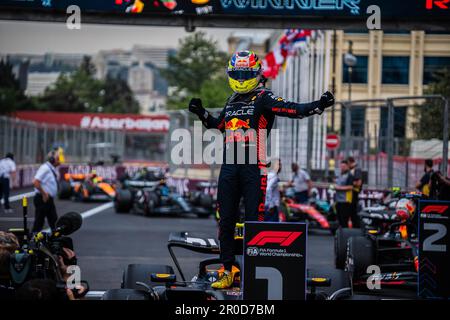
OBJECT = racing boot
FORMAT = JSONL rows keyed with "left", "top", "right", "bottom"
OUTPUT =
{"left": 211, "top": 270, "right": 235, "bottom": 289}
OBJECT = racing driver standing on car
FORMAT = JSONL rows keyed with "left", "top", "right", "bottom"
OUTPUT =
{"left": 189, "top": 51, "right": 335, "bottom": 289}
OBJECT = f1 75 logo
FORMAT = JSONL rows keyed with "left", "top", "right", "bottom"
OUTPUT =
{"left": 422, "top": 205, "right": 449, "bottom": 214}
{"left": 426, "top": 0, "right": 449, "bottom": 9}
{"left": 247, "top": 231, "right": 302, "bottom": 247}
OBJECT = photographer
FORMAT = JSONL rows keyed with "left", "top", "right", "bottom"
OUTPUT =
{"left": 0, "top": 231, "right": 19, "bottom": 299}
{"left": 7, "top": 232, "right": 86, "bottom": 300}
{"left": 16, "top": 279, "right": 64, "bottom": 301}
{"left": 15, "top": 278, "right": 85, "bottom": 301}
{"left": 32, "top": 149, "right": 61, "bottom": 232}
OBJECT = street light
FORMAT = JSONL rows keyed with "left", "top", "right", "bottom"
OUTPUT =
{"left": 343, "top": 41, "right": 357, "bottom": 157}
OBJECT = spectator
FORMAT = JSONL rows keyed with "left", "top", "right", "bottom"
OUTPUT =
{"left": 0, "top": 231, "right": 19, "bottom": 299}
{"left": 416, "top": 159, "right": 434, "bottom": 197}
{"left": 289, "top": 163, "right": 312, "bottom": 204}
{"left": 265, "top": 159, "right": 281, "bottom": 222}
{"left": 0, "top": 153, "right": 17, "bottom": 214}
{"left": 32, "top": 149, "right": 61, "bottom": 232}
{"left": 430, "top": 171, "right": 450, "bottom": 201}
{"left": 334, "top": 160, "right": 355, "bottom": 228}
{"left": 348, "top": 156, "right": 363, "bottom": 228}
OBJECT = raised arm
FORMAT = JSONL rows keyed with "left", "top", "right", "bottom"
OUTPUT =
{"left": 189, "top": 98, "right": 226, "bottom": 131}
{"left": 262, "top": 91, "right": 335, "bottom": 118}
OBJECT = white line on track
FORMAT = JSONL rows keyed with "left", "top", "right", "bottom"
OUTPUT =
{"left": 1, "top": 191, "right": 35, "bottom": 204}
{"left": 0, "top": 217, "right": 35, "bottom": 221}
{"left": 41, "top": 202, "right": 113, "bottom": 232}
{"left": 0, "top": 201, "right": 113, "bottom": 226}
{"left": 79, "top": 202, "right": 114, "bottom": 219}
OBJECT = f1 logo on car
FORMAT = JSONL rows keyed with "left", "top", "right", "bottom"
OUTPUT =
{"left": 247, "top": 231, "right": 302, "bottom": 247}
{"left": 422, "top": 205, "right": 449, "bottom": 214}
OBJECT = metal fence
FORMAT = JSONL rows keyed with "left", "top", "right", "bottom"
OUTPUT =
{"left": 2, "top": 94, "right": 449, "bottom": 190}
{"left": 326, "top": 95, "right": 449, "bottom": 189}
{"left": 166, "top": 94, "right": 450, "bottom": 190}
{"left": 0, "top": 116, "right": 125, "bottom": 164}
{"left": 166, "top": 110, "right": 221, "bottom": 181}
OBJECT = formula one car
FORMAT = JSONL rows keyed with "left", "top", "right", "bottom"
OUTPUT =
{"left": 280, "top": 188, "right": 338, "bottom": 234}
{"left": 334, "top": 188, "right": 405, "bottom": 269}
{"left": 101, "top": 224, "right": 351, "bottom": 301}
{"left": 187, "top": 181, "right": 217, "bottom": 209}
{"left": 344, "top": 193, "right": 422, "bottom": 292}
{"left": 58, "top": 171, "right": 116, "bottom": 201}
{"left": 114, "top": 169, "right": 213, "bottom": 218}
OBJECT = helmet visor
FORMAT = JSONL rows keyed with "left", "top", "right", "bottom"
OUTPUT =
{"left": 227, "top": 69, "right": 260, "bottom": 81}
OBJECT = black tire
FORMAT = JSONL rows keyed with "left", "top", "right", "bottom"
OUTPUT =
{"left": 58, "top": 180, "right": 72, "bottom": 199}
{"left": 189, "top": 191, "right": 200, "bottom": 206}
{"left": 347, "top": 236, "right": 375, "bottom": 281}
{"left": 199, "top": 193, "right": 213, "bottom": 209}
{"left": 144, "top": 192, "right": 159, "bottom": 216}
{"left": 114, "top": 188, "right": 132, "bottom": 213}
{"left": 121, "top": 264, "right": 175, "bottom": 290}
{"left": 334, "top": 227, "right": 362, "bottom": 269}
{"left": 308, "top": 266, "right": 351, "bottom": 299}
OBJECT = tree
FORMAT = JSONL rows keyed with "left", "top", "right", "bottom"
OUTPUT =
{"left": 161, "top": 32, "right": 231, "bottom": 110}
{"left": 415, "top": 68, "right": 450, "bottom": 140}
{"left": 199, "top": 75, "right": 232, "bottom": 109}
{"left": 38, "top": 56, "right": 139, "bottom": 113}
{"left": 0, "top": 59, "right": 32, "bottom": 114}
{"left": 102, "top": 76, "right": 140, "bottom": 114}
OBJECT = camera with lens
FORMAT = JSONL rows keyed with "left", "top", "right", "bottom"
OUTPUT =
{"left": 8, "top": 210, "right": 84, "bottom": 296}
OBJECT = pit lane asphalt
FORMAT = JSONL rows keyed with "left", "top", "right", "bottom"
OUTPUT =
{"left": 0, "top": 190, "right": 335, "bottom": 291}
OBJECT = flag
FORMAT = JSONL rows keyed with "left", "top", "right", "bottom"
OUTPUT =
{"left": 262, "top": 29, "right": 311, "bottom": 79}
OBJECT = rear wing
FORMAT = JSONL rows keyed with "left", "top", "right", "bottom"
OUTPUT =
{"left": 167, "top": 232, "right": 220, "bottom": 282}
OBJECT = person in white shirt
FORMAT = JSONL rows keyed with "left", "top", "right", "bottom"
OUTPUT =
{"left": 289, "top": 163, "right": 312, "bottom": 204}
{"left": 0, "top": 153, "right": 16, "bottom": 214}
{"left": 265, "top": 159, "right": 281, "bottom": 222}
{"left": 32, "top": 149, "right": 61, "bottom": 232}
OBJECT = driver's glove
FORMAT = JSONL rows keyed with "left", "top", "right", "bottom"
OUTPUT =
{"left": 189, "top": 98, "right": 208, "bottom": 121}
{"left": 319, "top": 91, "right": 335, "bottom": 111}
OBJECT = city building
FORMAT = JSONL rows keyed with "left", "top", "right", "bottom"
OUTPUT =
{"left": 2, "top": 52, "right": 86, "bottom": 96}
{"left": 128, "top": 60, "right": 154, "bottom": 92}
{"left": 25, "top": 72, "right": 60, "bottom": 96}
{"left": 270, "top": 31, "right": 330, "bottom": 179}
{"left": 132, "top": 45, "right": 172, "bottom": 69}
{"left": 330, "top": 31, "right": 450, "bottom": 141}
{"left": 2, "top": 46, "right": 172, "bottom": 113}
{"left": 93, "top": 46, "right": 172, "bottom": 112}
{"left": 227, "top": 31, "right": 272, "bottom": 57}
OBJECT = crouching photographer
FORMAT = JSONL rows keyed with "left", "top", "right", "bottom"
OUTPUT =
{"left": 0, "top": 231, "right": 20, "bottom": 299}
{"left": 6, "top": 201, "right": 89, "bottom": 300}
